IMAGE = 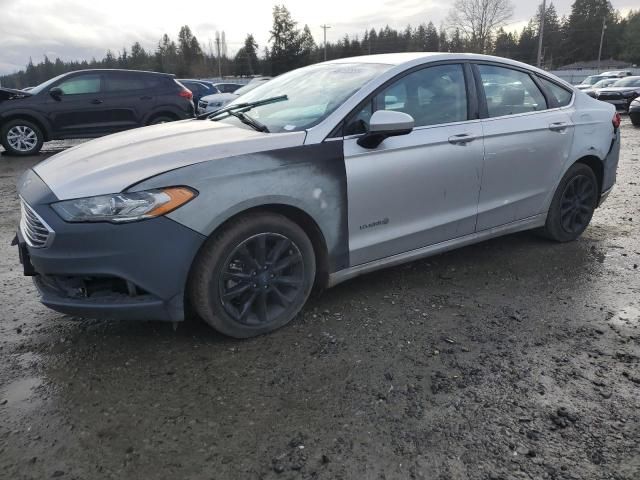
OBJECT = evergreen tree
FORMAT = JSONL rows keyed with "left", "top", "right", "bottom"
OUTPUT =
{"left": 235, "top": 34, "right": 259, "bottom": 76}
{"left": 269, "top": 5, "right": 302, "bottom": 74}
{"left": 425, "top": 22, "right": 440, "bottom": 51}
{"left": 564, "top": 0, "right": 615, "bottom": 64}
{"left": 621, "top": 10, "right": 640, "bottom": 63}
{"left": 299, "top": 25, "right": 316, "bottom": 65}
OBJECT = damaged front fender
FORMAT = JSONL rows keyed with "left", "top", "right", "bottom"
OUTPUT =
{"left": 0, "top": 87, "right": 33, "bottom": 101}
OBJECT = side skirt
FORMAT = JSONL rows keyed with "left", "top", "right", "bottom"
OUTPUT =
{"left": 327, "top": 214, "right": 546, "bottom": 288}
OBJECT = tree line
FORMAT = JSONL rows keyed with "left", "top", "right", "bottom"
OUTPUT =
{"left": 1, "top": 0, "right": 639, "bottom": 89}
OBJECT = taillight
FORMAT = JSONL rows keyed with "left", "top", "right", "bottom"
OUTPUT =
{"left": 612, "top": 112, "right": 621, "bottom": 130}
{"left": 179, "top": 88, "right": 193, "bottom": 100}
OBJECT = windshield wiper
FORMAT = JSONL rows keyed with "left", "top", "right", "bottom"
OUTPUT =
{"left": 196, "top": 94, "right": 288, "bottom": 120}
{"left": 228, "top": 110, "right": 269, "bottom": 133}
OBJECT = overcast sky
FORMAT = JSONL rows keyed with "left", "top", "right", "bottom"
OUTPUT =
{"left": 0, "top": 0, "right": 636, "bottom": 75}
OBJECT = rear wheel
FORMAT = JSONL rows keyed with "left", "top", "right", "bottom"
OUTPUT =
{"left": 1, "top": 119, "right": 44, "bottom": 156}
{"left": 189, "top": 212, "right": 316, "bottom": 338}
{"left": 543, "top": 163, "right": 598, "bottom": 242}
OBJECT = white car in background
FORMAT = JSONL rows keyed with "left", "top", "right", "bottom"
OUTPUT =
{"left": 198, "top": 77, "right": 272, "bottom": 115}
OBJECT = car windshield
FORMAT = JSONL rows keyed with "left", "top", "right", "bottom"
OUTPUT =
{"left": 232, "top": 80, "right": 272, "bottom": 96}
{"left": 27, "top": 73, "right": 69, "bottom": 94}
{"left": 612, "top": 77, "right": 640, "bottom": 87}
{"left": 593, "top": 79, "right": 615, "bottom": 88}
{"left": 219, "top": 63, "right": 392, "bottom": 133}
{"left": 581, "top": 76, "right": 603, "bottom": 85}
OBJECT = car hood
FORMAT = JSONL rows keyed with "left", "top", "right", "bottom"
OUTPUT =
{"left": 201, "top": 92, "right": 238, "bottom": 102}
{"left": 0, "top": 87, "right": 33, "bottom": 101}
{"left": 34, "top": 119, "right": 306, "bottom": 200}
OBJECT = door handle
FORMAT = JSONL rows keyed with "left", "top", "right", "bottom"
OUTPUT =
{"left": 448, "top": 133, "right": 476, "bottom": 145}
{"left": 90, "top": 99, "right": 103, "bottom": 105}
{"left": 549, "top": 122, "right": 569, "bottom": 132}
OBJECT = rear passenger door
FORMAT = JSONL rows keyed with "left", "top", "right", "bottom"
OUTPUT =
{"left": 474, "top": 63, "right": 575, "bottom": 230}
{"left": 102, "top": 72, "right": 157, "bottom": 131}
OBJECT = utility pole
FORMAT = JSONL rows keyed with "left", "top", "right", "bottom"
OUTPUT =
{"left": 597, "top": 13, "right": 607, "bottom": 72}
{"left": 537, "top": 0, "right": 546, "bottom": 68}
{"left": 215, "top": 32, "right": 222, "bottom": 79}
{"left": 321, "top": 24, "right": 331, "bottom": 61}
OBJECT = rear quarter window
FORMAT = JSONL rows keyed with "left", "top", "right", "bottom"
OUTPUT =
{"left": 538, "top": 77, "right": 573, "bottom": 107}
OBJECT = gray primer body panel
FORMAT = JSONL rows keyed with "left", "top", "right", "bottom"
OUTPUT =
{"left": 131, "top": 141, "right": 349, "bottom": 272}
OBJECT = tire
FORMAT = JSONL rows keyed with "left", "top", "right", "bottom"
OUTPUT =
{"left": 189, "top": 212, "right": 316, "bottom": 338}
{"left": 542, "top": 163, "right": 598, "bottom": 242}
{"left": 147, "top": 115, "right": 176, "bottom": 125}
{"left": 1, "top": 119, "right": 44, "bottom": 156}
{"left": 630, "top": 112, "right": 640, "bottom": 127}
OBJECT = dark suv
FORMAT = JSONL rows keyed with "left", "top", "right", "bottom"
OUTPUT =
{"left": 0, "top": 69, "right": 195, "bottom": 156}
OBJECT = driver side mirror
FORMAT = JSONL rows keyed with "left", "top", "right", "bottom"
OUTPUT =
{"left": 357, "top": 110, "right": 414, "bottom": 149}
{"left": 49, "top": 87, "right": 63, "bottom": 100}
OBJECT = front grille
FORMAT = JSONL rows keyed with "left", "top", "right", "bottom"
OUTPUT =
{"left": 20, "top": 199, "right": 54, "bottom": 248}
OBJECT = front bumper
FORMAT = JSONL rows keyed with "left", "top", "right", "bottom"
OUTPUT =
{"left": 17, "top": 170, "right": 206, "bottom": 322}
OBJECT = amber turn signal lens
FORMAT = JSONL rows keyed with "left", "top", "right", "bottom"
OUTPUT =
{"left": 147, "top": 187, "right": 196, "bottom": 217}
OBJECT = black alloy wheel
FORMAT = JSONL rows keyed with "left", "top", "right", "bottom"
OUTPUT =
{"left": 189, "top": 212, "right": 316, "bottom": 338}
{"left": 219, "top": 233, "right": 305, "bottom": 325}
{"left": 559, "top": 174, "right": 597, "bottom": 234}
{"left": 543, "top": 163, "right": 598, "bottom": 242}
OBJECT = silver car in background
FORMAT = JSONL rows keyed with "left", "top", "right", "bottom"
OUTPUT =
{"left": 16, "top": 53, "right": 621, "bottom": 338}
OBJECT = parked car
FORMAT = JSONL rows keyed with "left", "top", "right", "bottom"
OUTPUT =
{"left": 177, "top": 79, "right": 220, "bottom": 106}
{"left": 198, "top": 78, "right": 271, "bottom": 115}
{"left": 583, "top": 78, "right": 619, "bottom": 97}
{"left": 16, "top": 53, "right": 620, "bottom": 338}
{"left": 575, "top": 74, "right": 617, "bottom": 90}
{"left": 0, "top": 69, "right": 194, "bottom": 156}
{"left": 600, "top": 70, "right": 633, "bottom": 78}
{"left": 214, "top": 82, "right": 243, "bottom": 93}
{"left": 629, "top": 97, "right": 640, "bottom": 126}
{"left": 592, "top": 76, "right": 640, "bottom": 111}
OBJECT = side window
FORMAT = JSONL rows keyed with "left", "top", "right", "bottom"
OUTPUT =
{"left": 538, "top": 77, "right": 573, "bottom": 107}
{"left": 56, "top": 75, "right": 101, "bottom": 95}
{"left": 375, "top": 64, "right": 468, "bottom": 128}
{"left": 477, "top": 65, "right": 547, "bottom": 117}
{"left": 104, "top": 74, "right": 148, "bottom": 92}
{"left": 344, "top": 64, "right": 468, "bottom": 134}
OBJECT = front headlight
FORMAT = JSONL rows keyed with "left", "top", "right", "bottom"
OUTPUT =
{"left": 51, "top": 187, "right": 197, "bottom": 223}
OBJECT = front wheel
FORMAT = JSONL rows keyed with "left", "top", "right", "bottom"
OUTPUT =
{"left": 189, "top": 212, "right": 316, "bottom": 338}
{"left": 1, "top": 119, "right": 44, "bottom": 156}
{"left": 542, "top": 163, "right": 598, "bottom": 242}
{"left": 147, "top": 115, "right": 176, "bottom": 125}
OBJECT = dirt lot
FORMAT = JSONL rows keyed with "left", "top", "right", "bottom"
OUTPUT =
{"left": 1, "top": 122, "right": 639, "bottom": 480}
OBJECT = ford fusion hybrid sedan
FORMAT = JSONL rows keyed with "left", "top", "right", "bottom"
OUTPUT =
{"left": 16, "top": 53, "right": 621, "bottom": 338}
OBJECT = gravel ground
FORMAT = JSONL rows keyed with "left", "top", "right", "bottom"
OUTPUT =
{"left": 1, "top": 123, "right": 639, "bottom": 480}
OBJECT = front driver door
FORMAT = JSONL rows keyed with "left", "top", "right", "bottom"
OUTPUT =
{"left": 342, "top": 63, "right": 485, "bottom": 266}
{"left": 47, "top": 73, "right": 107, "bottom": 137}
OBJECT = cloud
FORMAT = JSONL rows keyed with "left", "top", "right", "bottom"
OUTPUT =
{"left": 1, "top": 0, "right": 638, "bottom": 75}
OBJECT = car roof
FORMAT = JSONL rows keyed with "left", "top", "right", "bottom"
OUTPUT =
{"left": 323, "top": 52, "right": 539, "bottom": 68}
{"left": 321, "top": 52, "right": 558, "bottom": 80}
{"left": 63, "top": 69, "right": 174, "bottom": 77}
{"left": 179, "top": 79, "right": 215, "bottom": 84}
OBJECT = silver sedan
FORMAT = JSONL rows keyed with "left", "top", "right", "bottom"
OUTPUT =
{"left": 17, "top": 53, "right": 621, "bottom": 338}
